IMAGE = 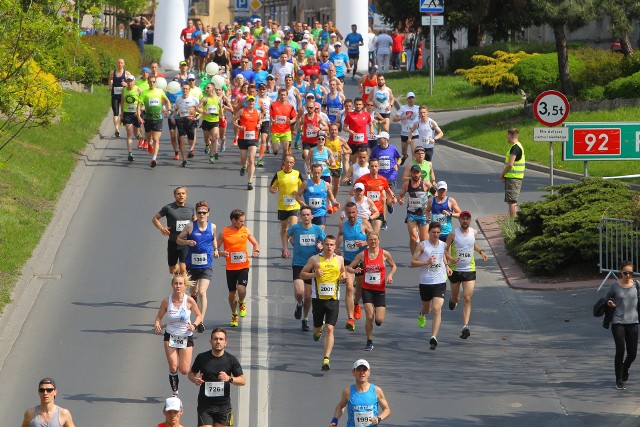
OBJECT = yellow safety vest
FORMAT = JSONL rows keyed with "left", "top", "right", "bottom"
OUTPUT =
{"left": 504, "top": 141, "right": 525, "bottom": 179}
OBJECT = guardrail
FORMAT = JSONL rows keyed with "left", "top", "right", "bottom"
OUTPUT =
{"left": 598, "top": 218, "right": 640, "bottom": 291}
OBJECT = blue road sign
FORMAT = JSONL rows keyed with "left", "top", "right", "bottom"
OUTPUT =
{"left": 236, "top": 0, "right": 249, "bottom": 12}
{"left": 420, "top": 0, "right": 444, "bottom": 13}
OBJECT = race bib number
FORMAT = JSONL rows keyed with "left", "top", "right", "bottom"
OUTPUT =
{"left": 231, "top": 251, "right": 247, "bottom": 263}
{"left": 179, "top": 108, "right": 190, "bottom": 117}
{"left": 353, "top": 133, "right": 365, "bottom": 142}
{"left": 113, "top": 86, "right": 124, "bottom": 95}
{"left": 148, "top": 98, "right": 160, "bottom": 107}
{"left": 319, "top": 282, "right": 335, "bottom": 296}
{"left": 125, "top": 104, "right": 137, "bottom": 113}
{"left": 308, "top": 198, "right": 322, "bottom": 208}
{"left": 421, "top": 136, "right": 432, "bottom": 146}
{"left": 345, "top": 240, "right": 358, "bottom": 252}
{"left": 354, "top": 411, "right": 374, "bottom": 427}
{"left": 283, "top": 195, "right": 296, "bottom": 206}
{"left": 402, "top": 124, "right": 412, "bottom": 134}
{"left": 186, "top": 33, "right": 192, "bottom": 39}
{"left": 207, "top": 105, "right": 219, "bottom": 114}
{"left": 432, "top": 213, "right": 446, "bottom": 224}
{"left": 305, "top": 127, "right": 317, "bottom": 138}
{"left": 233, "top": 52, "right": 243, "bottom": 60}
{"left": 328, "top": 107, "right": 340, "bottom": 116}
{"left": 191, "top": 253, "right": 207, "bottom": 266}
{"left": 408, "top": 197, "right": 423, "bottom": 210}
{"left": 458, "top": 250, "right": 472, "bottom": 259}
{"left": 429, "top": 262, "right": 442, "bottom": 271}
{"left": 169, "top": 334, "right": 187, "bottom": 349}
{"left": 204, "top": 381, "right": 224, "bottom": 397}
{"left": 379, "top": 159, "right": 391, "bottom": 170}
{"left": 175, "top": 220, "right": 189, "bottom": 232}
{"left": 299, "top": 234, "right": 316, "bottom": 246}
{"left": 334, "top": 59, "right": 344, "bottom": 67}
{"left": 276, "top": 115, "right": 287, "bottom": 124}
{"left": 365, "top": 271, "right": 381, "bottom": 285}
{"left": 243, "top": 130, "right": 256, "bottom": 139}
{"left": 368, "top": 191, "right": 381, "bottom": 202}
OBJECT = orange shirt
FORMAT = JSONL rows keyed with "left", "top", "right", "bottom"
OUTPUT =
{"left": 270, "top": 101, "right": 296, "bottom": 133}
{"left": 356, "top": 174, "right": 390, "bottom": 213}
{"left": 361, "top": 74, "right": 378, "bottom": 104}
{"left": 222, "top": 226, "right": 251, "bottom": 270}
{"left": 238, "top": 108, "right": 260, "bottom": 140}
{"left": 252, "top": 46, "right": 268, "bottom": 66}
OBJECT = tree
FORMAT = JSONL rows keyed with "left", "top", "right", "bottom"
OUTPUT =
{"left": 604, "top": 0, "right": 640, "bottom": 56}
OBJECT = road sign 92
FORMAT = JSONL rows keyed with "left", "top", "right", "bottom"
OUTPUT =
{"left": 533, "top": 90, "right": 570, "bottom": 127}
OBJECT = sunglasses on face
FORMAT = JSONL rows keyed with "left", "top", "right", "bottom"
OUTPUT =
{"left": 39, "top": 388, "right": 55, "bottom": 393}
{"left": 622, "top": 271, "right": 634, "bottom": 276}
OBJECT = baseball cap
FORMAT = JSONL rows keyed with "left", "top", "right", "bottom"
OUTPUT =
{"left": 459, "top": 210, "right": 472, "bottom": 218}
{"left": 258, "top": 83, "right": 266, "bottom": 89}
{"left": 246, "top": 95, "right": 256, "bottom": 101}
{"left": 297, "top": 69, "right": 305, "bottom": 75}
{"left": 179, "top": 61, "right": 187, "bottom": 66}
{"left": 164, "top": 397, "right": 182, "bottom": 412}
{"left": 310, "top": 73, "right": 319, "bottom": 79}
{"left": 236, "top": 29, "right": 243, "bottom": 34}
{"left": 187, "top": 73, "right": 196, "bottom": 80}
{"left": 305, "top": 92, "right": 315, "bottom": 99}
{"left": 142, "top": 67, "right": 151, "bottom": 73}
{"left": 301, "top": 39, "right": 308, "bottom": 44}
{"left": 256, "top": 59, "right": 263, "bottom": 64}
{"left": 406, "top": 92, "right": 416, "bottom": 98}
{"left": 414, "top": 146, "right": 426, "bottom": 152}
{"left": 330, "top": 33, "right": 337, "bottom": 37}
{"left": 354, "top": 183, "right": 365, "bottom": 191}
{"left": 410, "top": 165, "right": 421, "bottom": 173}
{"left": 375, "top": 131, "right": 389, "bottom": 139}
{"left": 335, "top": 42, "right": 342, "bottom": 46}
{"left": 274, "top": 37, "right": 281, "bottom": 42}
{"left": 437, "top": 181, "right": 447, "bottom": 190}
{"left": 267, "top": 74, "right": 275, "bottom": 80}
{"left": 255, "top": 18, "right": 261, "bottom": 22}
{"left": 353, "top": 359, "right": 370, "bottom": 370}
{"left": 126, "top": 75, "right": 135, "bottom": 81}
{"left": 243, "top": 28, "right": 250, "bottom": 33}
{"left": 303, "top": 33, "right": 310, "bottom": 39}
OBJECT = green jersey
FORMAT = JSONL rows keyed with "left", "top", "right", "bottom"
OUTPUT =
{"left": 201, "top": 96, "right": 221, "bottom": 123}
{"left": 136, "top": 79, "right": 150, "bottom": 92}
{"left": 140, "top": 88, "right": 167, "bottom": 120}
{"left": 122, "top": 86, "right": 141, "bottom": 113}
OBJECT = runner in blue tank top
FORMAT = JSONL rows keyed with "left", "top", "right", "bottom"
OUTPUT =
{"left": 427, "top": 181, "right": 461, "bottom": 242}
{"left": 296, "top": 163, "right": 338, "bottom": 228}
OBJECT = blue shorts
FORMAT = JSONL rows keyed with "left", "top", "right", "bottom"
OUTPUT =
{"left": 406, "top": 213, "right": 427, "bottom": 226}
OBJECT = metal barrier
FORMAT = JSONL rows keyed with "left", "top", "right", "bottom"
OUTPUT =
{"left": 598, "top": 218, "right": 640, "bottom": 291}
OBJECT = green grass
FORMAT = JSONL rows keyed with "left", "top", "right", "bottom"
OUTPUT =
{"left": 384, "top": 72, "right": 522, "bottom": 109}
{"left": 445, "top": 106, "right": 640, "bottom": 182}
{"left": 0, "top": 87, "right": 109, "bottom": 314}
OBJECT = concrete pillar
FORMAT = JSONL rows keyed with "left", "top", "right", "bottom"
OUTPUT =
{"left": 155, "top": 0, "right": 189, "bottom": 71}
{"left": 334, "top": 0, "right": 369, "bottom": 74}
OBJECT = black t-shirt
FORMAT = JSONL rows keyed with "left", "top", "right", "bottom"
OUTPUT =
{"left": 130, "top": 23, "right": 145, "bottom": 41}
{"left": 158, "top": 202, "right": 195, "bottom": 241}
{"left": 509, "top": 144, "right": 523, "bottom": 162}
{"left": 191, "top": 351, "right": 243, "bottom": 407}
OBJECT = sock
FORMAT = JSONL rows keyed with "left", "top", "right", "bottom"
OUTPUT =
{"left": 169, "top": 372, "right": 179, "bottom": 392}
{"left": 259, "top": 144, "right": 266, "bottom": 157}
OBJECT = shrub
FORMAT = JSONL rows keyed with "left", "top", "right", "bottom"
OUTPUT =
{"left": 621, "top": 50, "right": 640, "bottom": 76}
{"left": 455, "top": 50, "right": 533, "bottom": 92}
{"left": 604, "top": 71, "right": 640, "bottom": 99}
{"left": 82, "top": 35, "right": 141, "bottom": 83}
{"left": 507, "top": 178, "right": 639, "bottom": 276}
{"left": 143, "top": 45, "right": 163, "bottom": 66}
{"left": 510, "top": 53, "right": 583, "bottom": 99}
{"left": 48, "top": 41, "right": 101, "bottom": 84}
{"left": 448, "top": 42, "right": 563, "bottom": 74}
{"left": 572, "top": 48, "right": 625, "bottom": 94}
{"left": 578, "top": 85, "right": 605, "bottom": 100}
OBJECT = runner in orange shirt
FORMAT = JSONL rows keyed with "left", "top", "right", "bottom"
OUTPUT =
{"left": 270, "top": 88, "right": 298, "bottom": 162}
{"left": 355, "top": 158, "right": 397, "bottom": 233}
{"left": 233, "top": 96, "right": 261, "bottom": 190}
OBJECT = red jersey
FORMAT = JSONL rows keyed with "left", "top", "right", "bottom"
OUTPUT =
{"left": 252, "top": 46, "right": 268, "bottom": 67}
{"left": 181, "top": 27, "right": 196, "bottom": 45}
{"left": 356, "top": 174, "right": 389, "bottom": 213}
{"left": 344, "top": 110, "right": 372, "bottom": 145}
{"left": 361, "top": 74, "right": 378, "bottom": 104}
{"left": 362, "top": 248, "right": 386, "bottom": 291}
{"left": 270, "top": 102, "right": 296, "bottom": 133}
{"left": 229, "top": 38, "right": 246, "bottom": 65}
{"left": 301, "top": 113, "right": 320, "bottom": 144}
{"left": 301, "top": 64, "right": 321, "bottom": 78}
{"left": 238, "top": 108, "right": 260, "bottom": 140}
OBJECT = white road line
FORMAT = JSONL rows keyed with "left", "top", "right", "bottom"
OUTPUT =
{"left": 256, "top": 175, "right": 270, "bottom": 426}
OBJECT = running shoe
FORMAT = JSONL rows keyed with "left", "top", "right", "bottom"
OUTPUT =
{"left": 313, "top": 325, "right": 324, "bottom": 342}
{"left": 204, "top": 144, "right": 211, "bottom": 154}
{"left": 230, "top": 313, "right": 239, "bottom": 327}
{"left": 187, "top": 150, "right": 195, "bottom": 158}
{"left": 247, "top": 182, "right": 254, "bottom": 191}
{"left": 380, "top": 220, "right": 388, "bottom": 231}
{"left": 128, "top": 153, "right": 134, "bottom": 162}
{"left": 181, "top": 160, "right": 188, "bottom": 167}
{"left": 364, "top": 340, "right": 374, "bottom": 351}
{"left": 137, "top": 137, "right": 144, "bottom": 149}
{"left": 399, "top": 154, "right": 408, "bottom": 166}
{"left": 214, "top": 152, "right": 219, "bottom": 160}
{"left": 147, "top": 141, "right": 154, "bottom": 154}
{"left": 221, "top": 143, "right": 226, "bottom": 152}
{"left": 301, "top": 319, "right": 310, "bottom": 331}
{"left": 173, "top": 152, "right": 180, "bottom": 160}
{"left": 196, "top": 323, "right": 206, "bottom": 333}
{"left": 429, "top": 336, "right": 438, "bottom": 350}
{"left": 321, "top": 357, "right": 330, "bottom": 371}
{"left": 209, "top": 156, "right": 215, "bottom": 164}
{"left": 143, "top": 140, "right": 149, "bottom": 150}
{"left": 449, "top": 299, "right": 458, "bottom": 310}
{"left": 346, "top": 318, "right": 355, "bottom": 331}
{"left": 460, "top": 326, "right": 470, "bottom": 339}
{"left": 239, "top": 302, "right": 247, "bottom": 317}
{"left": 616, "top": 380, "right": 626, "bottom": 390}
{"left": 240, "top": 166, "right": 246, "bottom": 176}
{"left": 623, "top": 369, "right": 630, "bottom": 382}
{"left": 353, "top": 303, "right": 362, "bottom": 320}
{"left": 294, "top": 303, "right": 303, "bottom": 320}
{"left": 150, "top": 159, "right": 157, "bottom": 168}
{"left": 257, "top": 158, "right": 264, "bottom": 167}
{"left": 417, "top": 313, "right": 426, "bottom": 328}
{"left": 115, "top": 129, "right": 120, "bottom": 138}
{"left": 387, "top": 204, "right": 394, "bottom": 214}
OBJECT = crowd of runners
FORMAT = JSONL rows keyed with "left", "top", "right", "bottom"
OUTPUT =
{"left": 103, "top": 15, "right": 501, "bottom": 427}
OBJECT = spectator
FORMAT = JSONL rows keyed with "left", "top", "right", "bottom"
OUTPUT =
{"left": 129, "top": 16, "right": 151, "bottom": 54}
{"left": 374, "top": 30, "right": 393, "bottom": 74}
{"left": 391, "top": 29, "right": 405, "bottom": 70}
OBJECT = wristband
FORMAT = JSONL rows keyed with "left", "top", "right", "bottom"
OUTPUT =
{"left": 331, "top": 418, "right": 338, "bottom": 426}
{"left": 213, "top": 248, "right": 218, "bottom": 251}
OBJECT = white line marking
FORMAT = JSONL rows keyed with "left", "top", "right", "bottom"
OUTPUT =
{"left": 257, "top": 175, "right": 270, "bottom": 426}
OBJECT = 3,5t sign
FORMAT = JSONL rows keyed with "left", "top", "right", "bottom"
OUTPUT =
{"left": 533, "top": 90, "right": 570, "bottom": 127}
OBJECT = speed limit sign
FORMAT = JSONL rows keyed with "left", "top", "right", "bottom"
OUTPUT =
{"left": 533, "top": 90, "right": 570, "bottom": 127}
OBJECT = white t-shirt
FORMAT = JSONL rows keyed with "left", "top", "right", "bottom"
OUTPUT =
{"left": 397, "top": 104, "right": 419, "bottom": 136}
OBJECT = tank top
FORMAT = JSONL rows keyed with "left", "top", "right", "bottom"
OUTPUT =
{"left": 406, "top": 178, "right": 427, "bottom": 215}
{"left": 238, "top": 108, "right": 260, "bottom": 140}
{"left": 413, "top": 160, "right": 431, "bottom": 181}
{"left": 259, "top": 95, "right": 272, "bottom": 122}
{"left": 313, "top": 255, "right": 340, "bottom": 300}
{"left": 176, "top": 74, "right": 189, "bottom": 87}
{"left": 222, "top": 226, "right": 250, "bottom": 270}
{"left": 350, "top": 196, "right": 371, "bottom": 219}
{"left": 451, "top": 227, "right": 476, "bottom": 272}
{"left": 430, "top": 196, "right": 452, "bottom": 235}
{"left": 419, "top": 239, "right": 447, "bottom": 285}
{"left": 286, "top": 87, "right": 299, "bottom": 111}
{"left": 326, "top": 92, "right": 343, "bottom": 123}
{"left": 326, "top": 137, "right": 342, "bottom": 169}
{"left": 111, "top": 69, "right": 127, "bottom": 98}
{"left": 362, "top": 249, "right": 386, "bottom": 292}
{"left": 30, "top": 406, "right": 61, "bottom": 427}
{"left": 212, "top": 48, "right": 229, "bottom": 67}
{"left": 275, "top": 169, "right": 301, "bottom": 211}
{"left": 202, "top": 96, "right": 221, "bottom": 122}
{"left": 361, "top": 74, "right": 377, "bottom": 104}
{"left": 351, "top": 163, "right": 370, "bottom": 183}
{"left": 186, "top": 221, "right": 214, "bottom": 270}
{"left": 342, "top": 218, "right": 367, "bottom": 262}
{"left": 165, "top": 293, "right": 192, "bottom": 336}
{"left": 346, "top": 384, "right": 379, "bottom": 427}
{"left": 267, "top": 89, "right": 278, "bottom": 103}
{"left": 312, "top": 146, "right": 331, "bottom": 177}
{"left": 122, "top": 86, "right": 140, "bottom": 113}
{"left": 417, "top": 119, "right": 436, "bottom": 148}
{"left": 301, "top": 113, "right": 320, "bottom": 144}
{"left": 307, "top": 84, "right": 324, "bottom": 104}
{"left": 372, "top": 86, "right": 390, "bottom": 114}
{"left": 304, "top": 179, "right": 327, "bottom": 217}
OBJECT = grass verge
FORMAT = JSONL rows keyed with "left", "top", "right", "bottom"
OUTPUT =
{"left": 445, "top": 106, "right": 640, "bottom": 182}
{"left": 383, "top": 72, "right": 522, "bottom": 109}
{"left": 0, "top": 87, "right": 109, "bottom": 315}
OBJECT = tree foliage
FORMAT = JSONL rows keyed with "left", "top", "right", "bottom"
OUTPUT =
{"left": 455, "top": 50, "right": 533, "bottom": 92}
{"left": 603, "top": 0, "right": 640, "bottom": 56}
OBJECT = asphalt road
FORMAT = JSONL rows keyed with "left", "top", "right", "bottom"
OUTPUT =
{"left": 0, "top": 77, "right": 638, "bottom": 426}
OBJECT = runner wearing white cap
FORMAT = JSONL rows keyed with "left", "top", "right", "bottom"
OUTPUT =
{"left": 160, "top": 396, "right": 184, "bottom": 427}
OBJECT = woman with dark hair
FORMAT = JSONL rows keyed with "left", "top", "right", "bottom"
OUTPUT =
{"left": 606, "top": 261, "right": 638, "bottom": 390}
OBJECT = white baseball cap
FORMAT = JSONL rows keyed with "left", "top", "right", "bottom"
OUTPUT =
{"left": 375, "top": 131, "right": 390, "bottom": 139}
{"left": 353, "top": 359, "right": 370, "bottom": 370}
{"left": 187, "top": 73, "right": 196, "bottom": 80}
{"left": 406, "top": 92, "right": 416, "bottom": 98}
{"left": 164, "top": 397, "right": 183, "bottom": 411}
{"left": 354, "top": 183, "right": 365, "bottom": 191}
{"left": 437, "top": 181, "right": 448, "bottom": 190}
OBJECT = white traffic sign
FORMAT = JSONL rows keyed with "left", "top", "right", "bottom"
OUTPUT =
{"left": 533, "top": 127, "right": 568, "bottom": 142}
{"left": 422, "top": 15, "right": 444, "bottom": 26}
{"left": 533, "top": 90, "right": 570, "bottom": 127}
{"left": 420, "top": 0, "right": 444, "bottom": 13}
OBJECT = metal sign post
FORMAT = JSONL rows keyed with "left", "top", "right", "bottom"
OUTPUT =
{"left": 420, "top": 1, "right": 444, "bottom": 96}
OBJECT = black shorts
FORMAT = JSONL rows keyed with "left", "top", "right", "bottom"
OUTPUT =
{"left": 198, "top": 403, "right": 232, "bottom": 426}
{"left": 330, "top": 168, "right": 342, "bottom": 178}
{"left": 371, "top": 214, "right": 385, "bottom": 223}
{"left": 177, "top": 119, "right": 198, "bottom": 139}
{"left": 183, "top": 44, "right": 194, "bottom": 58}
{"left": 278, "top": 209, "right": 299, "bottom": 221}
{"left": 111, "top": 96, "right": 121, "bottom": 116}
{"left": 238, "top": 139, "right": 259, "bottom": 149}
{"left": 144, "top": 119, "right": 163, "bottom": 133}
{"left": 349, "top": 143, "right": 367, "bottom": 154}
{"left": 448, "top": 270, "right": 477, "bottom": 283}
{"left": 260, "top": 121, "right": 270, "bottom": 134}
{"left": 201, "top": 120, "right": 220, "bottom": 131}
{"left": 401, "top": 134, "right": 418, "bottom": 143}
{"left": 302, "top": 142, "right": 317, "bottom": 150}
{"left": 368, "top": 139, "right": 378, "bottom": 149}
{"left": 345, "top": 259, "right": 364, "bottom": 277}
{"left": 312, "top": 298, "right": 339, "bottom": 327}
{"left": 292, "top": 265, "right": 311, "bottom": 285}
{"left": 226, "top": 268, "right": 249, "bottom": 292}
{"left": 348, "top": 53, "right": 360, "bottom": 60}
{"left": 189, "top": 267, "right": 213, "bottom": 281}
{"left": 424, "top": 147, "right": 434, "bottom": 162}
{"left": 379, "top": 112, "right": 390, "bottom": 119}
{"left": 419, "top": 283, "right": 446, "bottom": 301}
{"left": 122, "top": 112, "right": 139, "bottom": 126}
{"left": 168, "top": 118, "right": 177, "bottom": 130}
{"left": 168, "top": 240, "right": 189, "bottom": 266}
{"left": 312, "top": 215, "right": 326, "bottom": 226}
{"left": 362, "top": 288, "right": 386, "bottom": 307}
{"left": 163, "top": 332, "right": 195, "bottom": 347}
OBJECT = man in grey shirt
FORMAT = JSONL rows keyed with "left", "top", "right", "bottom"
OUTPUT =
{"left": 374, "top": 30, "right": 393, "bottom": 74}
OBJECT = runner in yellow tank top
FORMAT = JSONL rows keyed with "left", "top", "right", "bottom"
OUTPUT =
{"left": 325, "top": 123, "right": 352, "bottom": 202}
{"left": 269, "top": 154, "right": 303, "bottom": 259}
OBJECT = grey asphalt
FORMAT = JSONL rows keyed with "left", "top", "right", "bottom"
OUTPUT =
{"left": 0, "top": 76, "right": 637, "bottom": 426}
